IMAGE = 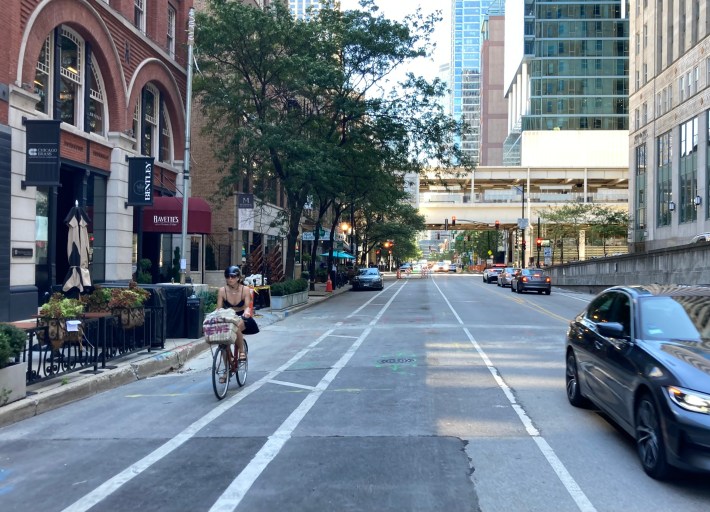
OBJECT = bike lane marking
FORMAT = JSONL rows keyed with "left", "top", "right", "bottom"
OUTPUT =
{"left": 432, "top": 279, "right": 598, "bottom": 512}
{"left": 61, "top": 325, "right": 345, "bottom": 512}
{"left": 208, "top": 282, "right": 407, "bottom": 512}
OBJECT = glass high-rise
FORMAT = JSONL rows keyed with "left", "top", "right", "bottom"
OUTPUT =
{"left": 523, "top": 1, "right": 629, "bottom": 131}
{"left": 451, "top": 1, "right": 497, "bottom": 165}
{"left": 289, "top": 0, "right": 322, "bottom": 19}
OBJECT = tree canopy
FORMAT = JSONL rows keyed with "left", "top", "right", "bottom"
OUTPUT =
{"left": 194, "top": 0, "right": 469, "bottom": 278}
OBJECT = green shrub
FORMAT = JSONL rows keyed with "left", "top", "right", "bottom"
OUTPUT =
{"left": 270, "top": 278, "right": 308, "bottom": 296}
{"left": 0, "top": 324, "right": 27, "bottom": 369}
{"left": 201, "top": 289, "right": 218, "bottom": 313}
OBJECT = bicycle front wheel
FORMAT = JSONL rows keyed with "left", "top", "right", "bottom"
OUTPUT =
{"left": 235, "top": 339, "right": 248, "bottom": 387}
{"left": 212, "top": 345, "right": 230, "bottom": 400}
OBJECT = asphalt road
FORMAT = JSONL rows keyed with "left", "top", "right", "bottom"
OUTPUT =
{"left": 1, "top": 274, "right": 709, "bottom": 512}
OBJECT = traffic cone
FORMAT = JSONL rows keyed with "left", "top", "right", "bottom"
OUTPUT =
{"left": 325, "top": 276, "right": 333, "bottom": 292}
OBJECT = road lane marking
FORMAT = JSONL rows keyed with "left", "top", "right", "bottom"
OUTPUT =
{"left": 432, "top": 279, "right": 597, "bottom": 512}
{"left": 209, "top": 283, "right": 407, "bottom": 512}
{"left": 268, "top": 380, "right": 317, "bottom": 391}
{"left": 63, "top": 279, "right": 408, "bottom": 512}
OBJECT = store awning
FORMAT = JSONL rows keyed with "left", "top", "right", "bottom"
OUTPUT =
{"left": 320, "top": 250, "right": 355, "bottom": 259}
{"left": 142, "top": 197, "right": 212, "bottom": 234}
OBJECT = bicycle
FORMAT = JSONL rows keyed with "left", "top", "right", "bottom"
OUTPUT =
{"left": 211, "top": 338, "right": 248, "bottom": 400}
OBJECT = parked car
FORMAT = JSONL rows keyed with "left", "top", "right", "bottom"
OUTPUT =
{"left": 434, "top": 261, "right": 447, "bottom": 273}
{"left": 448, "top": 263, "right": 458, "bottom": 273}
{"left": 497, "top": 267, "right": 520, "bottom": 287}
{"left": 510, "top": 268, "right": 551, "bottom": 294}
{"left": 398, "top": 263, "right": 412, "bottom": 273}
{"left": 351, "top": 267, "right": 384, "bottom": 290}
{"left": 690, "top": 232, "right": 710, "bottom": 243}
{"left": 483, "top": 264, "right": 506, "bottom": 283}
{"left": 565, "top": 284, "right": 710, "bottom": 479}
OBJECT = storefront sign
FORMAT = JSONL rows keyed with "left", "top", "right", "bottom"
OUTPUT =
{"left": 126, "top": 157, "right": 154, "bottom": 206}
{"left": 24, "top": 119, "right": 61, "bottom": 186}
{"left": 238, "top": 192, "right": 254, "bottom": 231}
{"left": 12, "top": 247, "right": 33, "bottom": 258}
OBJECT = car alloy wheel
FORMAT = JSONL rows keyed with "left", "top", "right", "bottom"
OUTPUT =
{"left": 635, "top": 394, "right": 671, "bottom": 480}
{"left": 565, "top": 352, "right": 588, "bottom": 407}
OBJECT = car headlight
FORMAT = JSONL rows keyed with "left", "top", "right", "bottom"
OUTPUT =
{"left": 667, "top": 386, "right": 710, "bottom": 414}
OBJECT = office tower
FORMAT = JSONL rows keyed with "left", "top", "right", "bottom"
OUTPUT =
{"left": 290, "top": 0, "right": 322, "bottom": 19}
{"left": 451, "top": 1, "right": 494, "bottom": 166}
{"left": 480, "top": 0, "right": 507, "bottom": 165}
{"left": 504, "top": 1, "right": 629, "bottom": 165}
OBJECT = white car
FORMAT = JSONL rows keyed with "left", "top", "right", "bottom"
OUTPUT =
{"left": 434, "top": 261, "right": 447, "bottom": 272}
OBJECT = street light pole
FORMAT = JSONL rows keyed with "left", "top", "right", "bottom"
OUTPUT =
{"left": 521, "top": 183, "right": 526, "bottom": 269}
{"left": 180, "top": 7, "right": 195, "bottom": 284}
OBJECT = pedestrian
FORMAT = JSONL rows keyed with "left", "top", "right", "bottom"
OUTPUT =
{"left": 331, "top": 261, "right": 337, "bottom": 288}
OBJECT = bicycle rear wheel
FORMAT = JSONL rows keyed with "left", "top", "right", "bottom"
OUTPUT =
{"left": 235, "top": 339, "right": 248, "bottom": 387}
{"left": 212, "top": 345, "right": 230, "bottom": 399}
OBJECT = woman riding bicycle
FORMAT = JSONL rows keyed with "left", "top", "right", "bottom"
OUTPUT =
{"left": 216, "top": 265, "right": 251, "bottom": 370}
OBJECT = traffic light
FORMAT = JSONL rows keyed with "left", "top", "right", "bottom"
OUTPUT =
{"left": 444, "top": 218, "right": 449, "bottom": 231}
{"left": 437, "top": 233, "right": 440, "bottom": 240}
{"left": 521, "top": 240, "right": 526, "bottom": 250}
{"left": 376, "top": 249, "right": 381, "bottom": 255}
{"left": 495, "top": 220, "right": 500, "bottom": 230}
{"left": 451, "top": 215, "right": 456, "bottom": 227}
{"left": 536, "top": 238, "right": 542, "bottom": 249}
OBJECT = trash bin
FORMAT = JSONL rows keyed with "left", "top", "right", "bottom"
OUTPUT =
{"left": 185, "top": 294, "right": 204, "bottom": 339}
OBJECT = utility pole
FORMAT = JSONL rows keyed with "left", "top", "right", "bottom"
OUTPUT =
{"left": 180, "top": 7, "right": 195, "bottom": 284}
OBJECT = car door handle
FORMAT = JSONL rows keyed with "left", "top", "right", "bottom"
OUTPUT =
{"left": 594, "top": 340, "right": 604, "bottom": 350}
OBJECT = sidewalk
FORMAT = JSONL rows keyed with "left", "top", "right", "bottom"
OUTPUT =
{"left": 0, "top": 282, "right": 350, "bottom": 428}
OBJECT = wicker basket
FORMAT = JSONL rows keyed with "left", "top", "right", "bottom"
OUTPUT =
{"left": 203, "top": 320, "right": 239, "bottom": 344}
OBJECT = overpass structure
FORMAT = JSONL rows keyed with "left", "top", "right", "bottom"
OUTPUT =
{"left": 415, "top": 165, "right": 629, "bottom": 233}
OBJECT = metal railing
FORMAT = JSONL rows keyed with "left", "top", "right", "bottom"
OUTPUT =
{"left": 22, "top": 306, "right": 165, "bottom": 385}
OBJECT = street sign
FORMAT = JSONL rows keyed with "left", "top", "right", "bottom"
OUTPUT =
{"left": 517, "top": 218, "right": 529, "bottom": 229}
{"left": 544, "top": 247, "right": 552, "bottom": 257}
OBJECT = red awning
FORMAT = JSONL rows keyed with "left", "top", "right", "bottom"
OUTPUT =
{"left": 142, "top": 197, "right": 212, "bottom": 234}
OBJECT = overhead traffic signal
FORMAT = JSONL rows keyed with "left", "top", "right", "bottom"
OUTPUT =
{"left": 495, "top": 220, "right": 500, "bottom": 230}
{"left": 451, "top": 215, "right": 456, "bottom": 227}
{"left": 536, "top": 238, "right": 542, "bottom": 249}
{"left": 444, "top": 218, "right": 449, "bottom": 231}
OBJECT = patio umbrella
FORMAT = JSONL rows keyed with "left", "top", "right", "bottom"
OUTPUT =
{"left": 320, "top": 250, "right": 355, "bottom": 259}
{"left": 62, "top": 200, "right": 92, "bottom": 293}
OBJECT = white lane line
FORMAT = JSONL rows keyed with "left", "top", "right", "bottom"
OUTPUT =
{"left": 209, "top": 326, "right": 373, "bottom": 512}
{"left": 433, "top": 280, "right": 597, "bottom": 512}
{"left": 209, "top": 283, "right": 409, "bottom": 512}
{"left": 268, "top": 380, "right": 317, "bottom": 391}
{"left": 61, "top": 328, "right": 338, "bottom": 512}
{"left": 347, "top": 281, "right": 405, "bottom": 319}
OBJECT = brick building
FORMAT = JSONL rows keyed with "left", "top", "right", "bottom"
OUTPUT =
{"left": 0, "top": 0, "right": 196, "bottom": 321}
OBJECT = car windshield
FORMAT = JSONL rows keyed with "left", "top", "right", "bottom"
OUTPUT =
{"left": 359, "top": 268, "right": 379, "bottom": 276}
{"left": 639, "top": 297, "right": 703, "bottom": 341}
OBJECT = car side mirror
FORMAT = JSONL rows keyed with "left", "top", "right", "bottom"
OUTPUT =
{"left": 597, "top": 321, "right": 625, "bottom": 338}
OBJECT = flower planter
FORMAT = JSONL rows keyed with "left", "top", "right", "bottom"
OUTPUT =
{"left": 39, "top": 318, "right": 77, "bottom": 351}
{"left": 270, "top": 290, "right": 308, "bottom": 311}
{"left": 0, "top": 362, "right": 27, "bottom": 406}
{"left": 112, "top": 307, "right": 145, "bottom": 329}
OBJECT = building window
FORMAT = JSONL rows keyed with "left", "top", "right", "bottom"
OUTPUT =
{"left": 693, "top": 66, "right": 699, "bottom": 95}
{"left": 657, "top": 131, "right": 673, "bottom": 227}
{"left": 642, "top": 102, "right": 648, "bottom": 125}
{"left": 635, "top": 144, "right": 647, "bottom": 231}
{"left": 635, "top": 108, "right": 640, "bottom": 130}
{"left": 134, "top": 83, "right": 173, "bottom": 163}
{"left": 167, "top": 5, "right": 176, "bottom": 58}
{"left": 33, "top": 27, "right": 106, "bottom": 136}
{"left": 680, "top": 117, "right": 698, "bottom": 223}
{"left": 134, "top": 0, "right": 145, "bottom": 32}
{"left": 635, "top": 33, "right": 640, "bottom": 55}
{"left": 680, "top": 76, "right": 685, "bottom": 102}
{"left": 643, "top": 24, "right": 648, "bottom": 48}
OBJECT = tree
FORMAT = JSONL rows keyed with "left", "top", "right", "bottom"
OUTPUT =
{"left": 539, "top": 203, "right": 595, "bottom": 261}
{"left": 589, "top": 206, "right": 630, "bottom": 256}
{"left": 194, "top": 1, "right": 469, "bottom": 278}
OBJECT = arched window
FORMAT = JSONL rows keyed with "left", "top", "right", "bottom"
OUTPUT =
{"left": 133, "top": 83, "right": 174, "bottom": 164}
{"left": 33, "top": 26, "right": 107, "bottom": 136}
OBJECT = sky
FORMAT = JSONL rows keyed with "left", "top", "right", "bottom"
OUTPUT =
{"left": 338, "top": 0, "right": 451, "bottom": 84}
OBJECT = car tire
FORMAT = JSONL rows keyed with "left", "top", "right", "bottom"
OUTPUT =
{"left": 545, "top": 289, "right": 551, "bottom": 295}
{"left": 510, "top": 284, "right": 515, "bottom": 293}
{"left": 635, "top": 393, "right": 671, "bottom": 480}
{"left": 565, "top": 352, "right": 589, "bottom": 408}
{"left": 517, "top": 284, "right": 523, "bottom": 294}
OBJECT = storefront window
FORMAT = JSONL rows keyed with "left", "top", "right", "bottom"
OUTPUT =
{"left": 35, "top": 189, "right": 49, "bottom": 266}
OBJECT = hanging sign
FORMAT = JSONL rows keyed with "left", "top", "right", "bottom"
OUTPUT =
{"left": 238, "top": 192, "right": 255, "bottom": 231}
{"left": 24, "top": 119, "right": 61, "bottom": 186}
{"left": 126, "top": 156, "right": 154, "bottom": 206}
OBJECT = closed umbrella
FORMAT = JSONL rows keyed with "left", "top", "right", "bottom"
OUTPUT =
{"left": 62, "top": 200, "right": 92, "bottom": 293}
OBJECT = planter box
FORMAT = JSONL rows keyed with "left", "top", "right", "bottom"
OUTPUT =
{"left": 270, "top": 290, "right": 308, "bottom": 311}
{"left": 1, "top": 362, "right": 27, "bottom": 406}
